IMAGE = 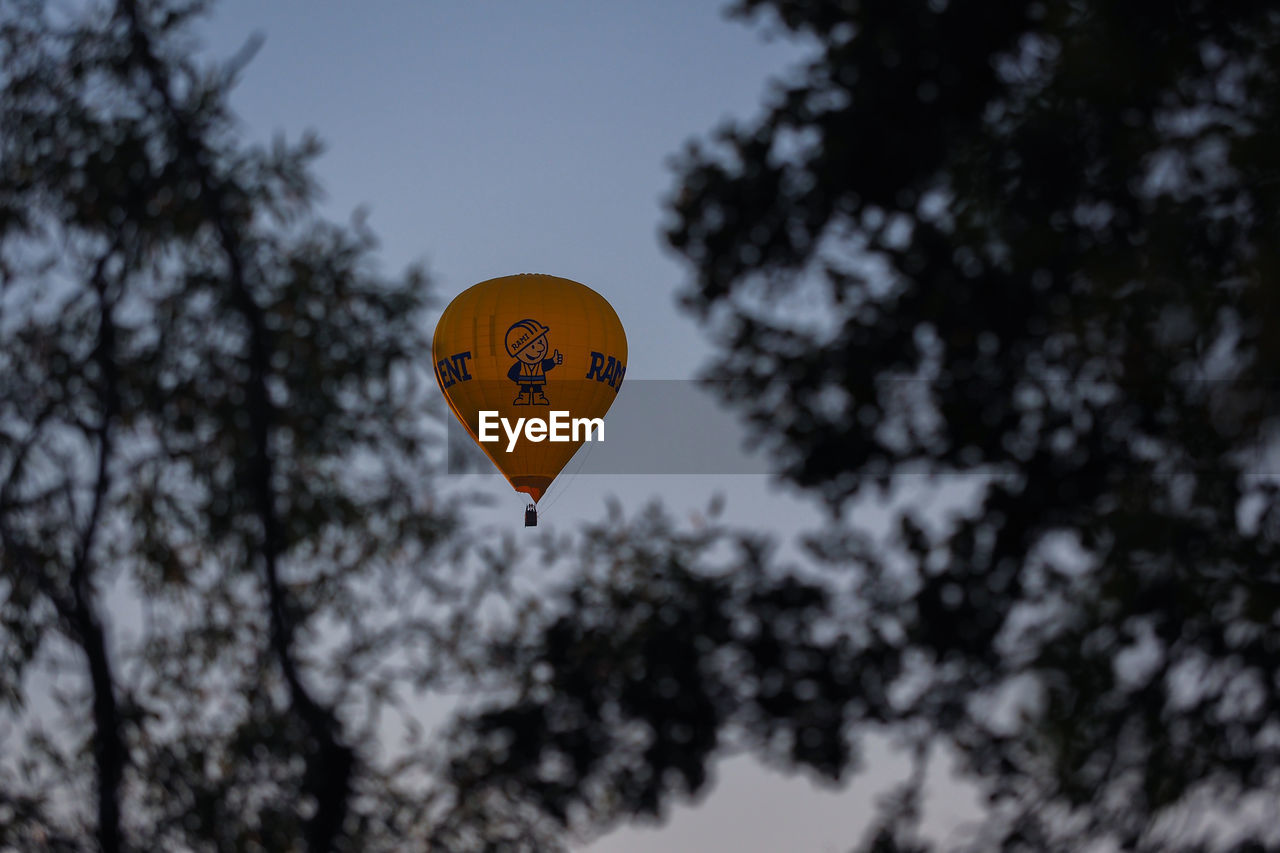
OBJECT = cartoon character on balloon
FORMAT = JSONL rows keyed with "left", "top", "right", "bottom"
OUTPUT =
{"left": 504, "top": 318, "right": 562, "bottom": 405}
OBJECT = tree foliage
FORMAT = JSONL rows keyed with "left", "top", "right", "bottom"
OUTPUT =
{"left": 10, "top": 0, "right": 1280, "bottom": 851}
{"left": 0, "top": 2, "right": 560, "bottom": 850}
{"left": 448, "top": 1, "right": 1280, "bottom": 851}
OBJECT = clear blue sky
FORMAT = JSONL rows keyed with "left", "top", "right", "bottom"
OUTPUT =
{"left": 198, "top": 3, "right": 973, "bottom": 850}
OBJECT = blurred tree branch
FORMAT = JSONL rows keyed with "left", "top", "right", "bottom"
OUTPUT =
{"left": 0, "top": 0, "right": 486, "bottom": 849}
{"left": 115, "top": 1, "right": 354, "bottom": 847}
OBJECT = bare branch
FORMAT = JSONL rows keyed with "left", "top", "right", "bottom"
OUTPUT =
{"left": 64, "top": 246, "right": 128, "bottom": 853}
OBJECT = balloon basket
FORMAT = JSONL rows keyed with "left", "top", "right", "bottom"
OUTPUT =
{"left": 524, "top": 504, "right": 538, "bottom": 527}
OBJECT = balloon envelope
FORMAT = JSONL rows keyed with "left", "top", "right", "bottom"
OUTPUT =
{"left": 433, "top": 273, "right": 628, "bottom": 502}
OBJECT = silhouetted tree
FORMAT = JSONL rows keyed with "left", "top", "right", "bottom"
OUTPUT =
{"left": 0, "top": 2, "right": 561, "bottom": 851}
{"left": 445, "top": 2, "right": 1280, "bottom": 851}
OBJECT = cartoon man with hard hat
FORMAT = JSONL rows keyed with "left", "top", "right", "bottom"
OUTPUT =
{"left": 505, "top": 318, "right": 562, "bottom": 405}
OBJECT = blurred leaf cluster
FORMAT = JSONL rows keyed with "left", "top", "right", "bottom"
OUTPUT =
{"left": 0, "top": 1, "right": 542, "bottom": 850}
{"left": 445, "top": 2, "right": 1280, "bottom": 852}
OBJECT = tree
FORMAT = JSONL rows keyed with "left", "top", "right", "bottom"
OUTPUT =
{"left": 0, "top": 2, "right": 560, "bottom": 850}
{"left": 444, "top": 2, "right": 1280, "bottom": 851}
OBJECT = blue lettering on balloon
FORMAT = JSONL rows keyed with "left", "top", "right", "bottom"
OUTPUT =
{"left": 436, "top": 351, "right": 473, "bottom": 388}
{"left": 585, "top": 351, "right": 625, "bottom": 390}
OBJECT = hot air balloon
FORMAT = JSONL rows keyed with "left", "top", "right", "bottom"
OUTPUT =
{"left": 433, "top": 273, "right": 628, "bottom": 525}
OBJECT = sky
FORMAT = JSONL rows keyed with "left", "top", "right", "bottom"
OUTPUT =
{"left": 194, "top": 2, "right": 974, "bottom": 850}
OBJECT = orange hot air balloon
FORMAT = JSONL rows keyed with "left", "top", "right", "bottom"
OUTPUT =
{"left": 433, "top": 273, "right": 628, "bottom": 520}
